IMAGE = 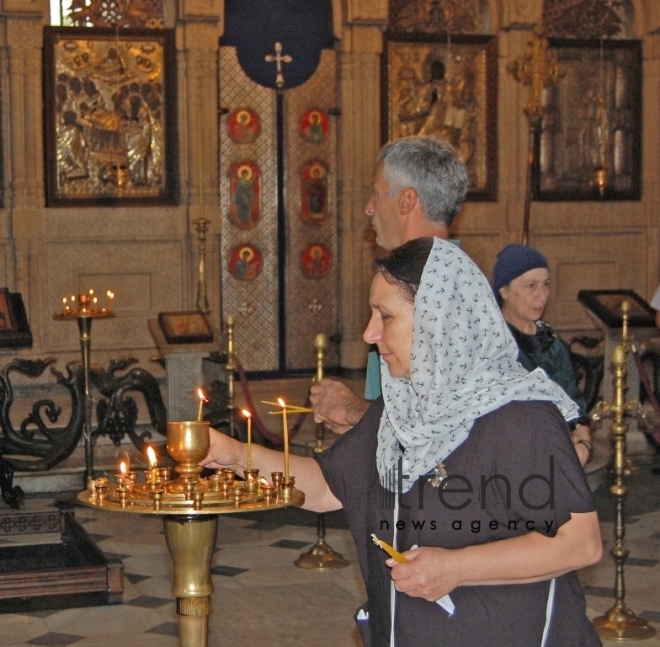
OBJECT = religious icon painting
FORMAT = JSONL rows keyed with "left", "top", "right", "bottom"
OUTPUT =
{"left": 229, "top": 161, "right": 261, "bottom": 229}
{"left": 300, "top": 109, "right": 330, "bottom": 143}
{"left": 228, "top": 244, "right": 263, "bottom": 281}
{"left": 301, "top": 244, "right": 331, "bottom": 278}
{"left": 300, "top": 160, "right": 329, "bottom": 224}
{"left": 43, "top": 27, "right": 178, "bottom": 206}
{"left": 227, "top": 108, "right": 261, "bottom": 144}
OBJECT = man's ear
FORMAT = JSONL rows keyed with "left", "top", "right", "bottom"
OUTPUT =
{"left": 398, "top": 187, "right": 418, "bottom": 216}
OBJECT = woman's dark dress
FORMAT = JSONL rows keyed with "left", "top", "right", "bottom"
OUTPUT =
{"left": 507, "top": 320, "right": 590, "bottom": 426}
{"left": 317, "top": 398, "right": 602, "bottom": 647}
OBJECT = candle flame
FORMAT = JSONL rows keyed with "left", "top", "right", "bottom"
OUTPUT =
{"left": 146, "top": 446, "right": 157, "bottom": 468}
{"left": 197, "top": 387, "right": 208, "bottom": 403}
{"left": 242, "top": 408, "right": 251, "bottom": 418}
{"left": 89, "top": 289, "right": 94, "bottom": 295}
{"left": 63, "top": 297, "right": 67, "bottom": 304}
{"left": 120, "top": 461, "right": 127, "bottom": 474}
{"left": 107, "top": 290, "right": 114, "bottom": 298}
{"left": 93, "top": 297, "right": 98, "bottom": 304}
{"left": 71, "top": 295, "right": 76, "bottom": 301}
{"left": 277, "top": 397, "right": 286, "bottom": 408}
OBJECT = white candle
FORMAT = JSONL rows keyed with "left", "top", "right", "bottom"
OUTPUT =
{"left": 147, "top": 446, "right": 158, "bottom": 484}
{"left": 242, "top": 409, "right": 252, "bottom": 471}
{"left": 196, "top": 387, "right": 206, "bottom": 422}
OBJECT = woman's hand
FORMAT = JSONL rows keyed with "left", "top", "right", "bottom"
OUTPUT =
{"left": 388, "top": 547, "right": 460, "bottom": 601}
{"left": 200, "top": 427, "right": 343, "bottom": 514}
{"left": 200, "top": 427, "right": 245, "bottom": 470}
{"left": 571, "top": 424, "right": 593, "bottom": 466}
{"left": 386, "top": 511, "right": 602, "bottom": 597}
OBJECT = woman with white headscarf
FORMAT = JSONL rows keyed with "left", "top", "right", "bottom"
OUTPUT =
{"left": 202, "top": 237, "right": 602, "bottom": 647}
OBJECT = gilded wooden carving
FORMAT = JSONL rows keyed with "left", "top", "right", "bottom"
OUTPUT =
{"left": 384, "top": 34, "right": 497, "bottom": 200}
{"left": 543, "top": 0, "right": 624, "bottom": 39}
{"left": 388, "top": 0, "right": 483, "bottom": 35}
{"left": 65, "top": 0, "right": 164, "bottom": 29}
{"left": 44, "top": 27, "right": 178, "bottom": 206}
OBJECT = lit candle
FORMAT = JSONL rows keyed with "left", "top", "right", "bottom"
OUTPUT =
{"left": 196, "top": 388, "right": 207, "bottom": 422}
{"left": 242, "top": 409, "right": 252, "bottom": 471}
{"left": 93, "top": 296, "right": 98, "bottom": 309}
{"left": 115, "top": 460, "right": 127, "bottom": 486}
{"left": 107, "top": 290, "right": 115, "bottom": 311}
{"left": 147, "top": 446, "right": 158, "bottom": 484}
{"left": 277, "top": 398, "right": 289, "bottom": 483}
{"left": 62, "top": 297, "right": 69, "bottom": 313}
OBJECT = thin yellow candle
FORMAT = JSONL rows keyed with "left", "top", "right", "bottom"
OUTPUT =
{"left": 262, "top": 400, "right": 312, "bottom": 413}
{"left": 242, "top": 409, "right": 252, "bottom": 471}
{"left": 277, "top": 398, "right": 289, "bottom": 482}
{"left": 196, "top": 387, "right": 207, "bottom": 422}
{"left": 147, "top": 446, "right": 158, "bottom": 484}
{"left": 371, "top": 534, "right": 408, "bottom": 563}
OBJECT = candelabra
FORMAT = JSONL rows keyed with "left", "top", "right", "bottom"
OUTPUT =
{"left": 80, "top": 419, "right": 304, "bottom": 647}
{"left": 54, "top": 291, "right": 115, "bottom": 489}
{"left": 295, "top": 333, "right": 349, "bottom": 570}
{"left": 506, "top": 26, "right": 562, "bottom": 245}
{"left": 590, "top": 301, "right": 656, "bottom": 640}
{"left": 224, "top": 313, "right": 237, "bottom": 438}
{"left": 193, "top": 216, "right": 210, "bottom": 314}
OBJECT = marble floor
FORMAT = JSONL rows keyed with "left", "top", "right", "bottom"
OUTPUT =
{"left": 1, "top": 377, "right": 660, "bottom": 647}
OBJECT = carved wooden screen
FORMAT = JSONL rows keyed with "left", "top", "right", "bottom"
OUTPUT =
{"left": 219, "top": 47, "right": 339, "bottom": 374}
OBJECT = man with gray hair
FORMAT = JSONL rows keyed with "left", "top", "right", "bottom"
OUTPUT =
{"left": 310, "top": 136, "right": 468, "bottom": 433}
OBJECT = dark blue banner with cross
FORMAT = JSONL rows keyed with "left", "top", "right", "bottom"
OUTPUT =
{"left": 221, "top": 0, "right": 334, "bottom": 90}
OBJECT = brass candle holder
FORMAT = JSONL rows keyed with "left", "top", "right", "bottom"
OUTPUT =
{"left": 54, "top": 291, "right": 116, "bottom": 490}
{"left": 590, "top": 301, "right": 656, "bottom": 640}
{"left": 225, "top": 314, "right": 238, "bottom": 438}
{"left": 78, "top": 420, "right": 304, "bottom": 647}
{"left": 296, "top": 332, "right": 349, "bottom": 570}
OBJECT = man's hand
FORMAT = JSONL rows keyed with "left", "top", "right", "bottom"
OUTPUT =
{"left": 309, "top": 378, "right": 370, "bottom": 434}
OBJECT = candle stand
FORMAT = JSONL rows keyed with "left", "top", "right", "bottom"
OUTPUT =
{"left": 590, "top": 301, "right": 656, "bottom": 640}
{"left": 295, "top": 333, "right": 348, "bottom": 570}
{"left": 79, "top": 420, "right": 304, "bottom": 647}
{"left": 54, "top": 293, "right": 115, "bottom": 490}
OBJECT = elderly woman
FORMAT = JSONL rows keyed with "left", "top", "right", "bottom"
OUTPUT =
{"left": 202, "top": 238, "right": 602, "bottom": 647}
{"left": 493, "top": 244, "right": 593, "bottom": 465}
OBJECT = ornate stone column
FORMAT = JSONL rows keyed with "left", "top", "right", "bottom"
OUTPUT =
{"left": 177, "top": 1, "right": 223, "bottom": 323}
{"left": 2, "top": 4, "right": 46, "bottom": 339}
{"left": 337, "top": 0, "right": 387, "bottom": 369}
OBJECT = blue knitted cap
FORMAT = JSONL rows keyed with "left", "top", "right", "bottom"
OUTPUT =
{"left": 492, "top": 244, "right": 549, "bottom": 305}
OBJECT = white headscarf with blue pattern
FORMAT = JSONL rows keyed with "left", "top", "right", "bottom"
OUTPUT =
{"left": 377, "top": 237, "right": 579, "bottom": 492}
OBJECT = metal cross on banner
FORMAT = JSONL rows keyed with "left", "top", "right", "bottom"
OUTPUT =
{"left": 265, "top": 42, "right": 293, "bottom": 89}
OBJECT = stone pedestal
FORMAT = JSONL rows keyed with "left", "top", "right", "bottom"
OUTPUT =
{"left": 149, "top": 319, "right": 223, "bottom": 421}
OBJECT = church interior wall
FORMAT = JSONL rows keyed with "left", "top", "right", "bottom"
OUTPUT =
{"left": 0, "top": 0, "right": 657, "bottom": 383}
